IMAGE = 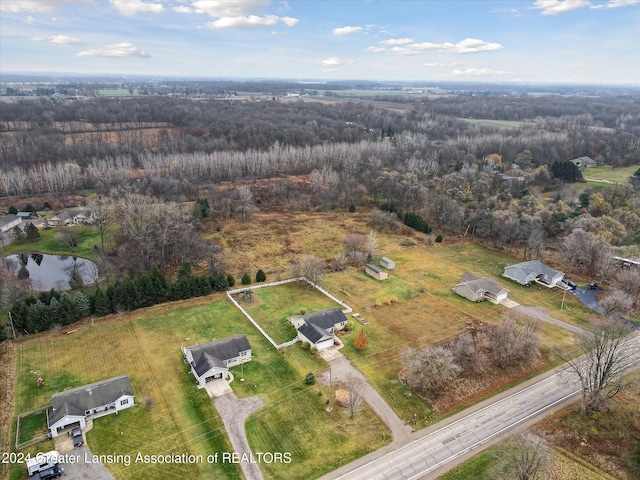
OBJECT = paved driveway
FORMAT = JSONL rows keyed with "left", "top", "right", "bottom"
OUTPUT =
{"left": 56, "top": 445, "right": 114, "bottom": 480}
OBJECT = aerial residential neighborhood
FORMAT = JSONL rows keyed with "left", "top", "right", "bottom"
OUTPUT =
{"left": 1, "top": 1, "right": 640, "bottom": 480}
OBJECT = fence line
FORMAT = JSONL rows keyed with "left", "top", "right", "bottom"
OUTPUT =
{"left": 16, "top": 405, "right": 50, "bottom": 449}
{"left": 226, "top": 277, "right": 352, "bottom": 350}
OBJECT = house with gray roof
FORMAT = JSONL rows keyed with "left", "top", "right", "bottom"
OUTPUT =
{"left": 46, "top": 375, "right": 134, "bottom": 438}
{"left": 290, "top": 308, "right": 347, "bottom": 351}
{"left": 0, "top": 214, "right": 21, "bottom": 233}
{"left": 182, "top": 334, "right": 252, "bottom": 388}
{"left": 570, "top": 156, "right": 597, "bottom": 169}
{"left": 502, "top": 260, "right": 565, "bottom": 287}
{"left": 453, "top": 272, "right": 509, "bottom": 304}
{"left": 49, "top": 209, "right": 93, "bottom": 226}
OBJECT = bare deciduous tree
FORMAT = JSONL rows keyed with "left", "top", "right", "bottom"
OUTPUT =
{"left": 613, "top": 268, "right": 640, "bottom": 305}
{"left": 343, "top": 233, "right": 367, "bottom": 266}
{"left": 561, "top": 228, "right": 612, "bottom": 277}
{"left": 234, "top": 186, "right": 255, "bottom": 222}
{"left": 488, "top": 313, "right": 540, "bottom": 370}
{"left": 292, "top": 255, "right": 325, "bottom": 286}
{"left": 495, "top": 432, "right": 554, "bottom": 480}
{"left": 402, "top": 345, "right": 461, "bottom": 395}
{"left": 600, "top": 289, "right": 633, "bottom": 316}
{"left": 345, "top": 374, "right": 365, "bottom": 419}
{"left": 366, "top": 230, "right": 378, "bottom": 260}
{"left": 88, "top": 194, "right": 115, "bottom": 252}
{"left": 560, "top": 318, "right": 635, "bottom": 415}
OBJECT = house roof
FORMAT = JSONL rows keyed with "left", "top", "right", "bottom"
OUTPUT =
{"left": 186, "top": 334, "right": 251, "bottom": 377}
{"left": 52, "top": 209, "right": 91, "bottom": 221}
{"left": 380, "top": 257, "right": 394, "bottom": 264}
{"left": 298, "top": 323, "right": 332, "bottom": 344}
{"left": 504, "top": 260, "right": 563, "bottom": 283}
{"left": 365, "top": 264, "right": 385, "bottom": 275}
{"left": 570, "top": 156, "right": 596, "bottom": 166}
{"left": 47, "top": 375, "right": 133, "bottom": 427}
{"left": 456, "top": 273, "right": 508, "bottom": 296}
{"left": 0, "top": 214, "right": 20, "bottom": 227}
{"left": 302, "top": 308, "right": 347, "bottom": 330}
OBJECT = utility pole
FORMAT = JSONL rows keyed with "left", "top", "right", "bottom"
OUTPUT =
{"left": 326, "top": 367, "right": 332, "bottom": 412}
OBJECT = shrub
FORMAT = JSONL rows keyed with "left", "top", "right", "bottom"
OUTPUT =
{"left": 435, "top": 234, "right": 443, "bottom": 243}
{"left": 300, "top": 342, "right": 310, "bottom": 351}
{"left": 354, "top": 329, "right": 369, "bottom": 349}
{"left": 349, "top": 204, "right": 356, "bottom": 213}
{"left": 305, "top": 373, "right": 315, "bottom": 385}
{"left": 241, "top": 273, "right": 251, "bottom": 285}
{"left": 255, "top": 269, "right": 266, "bottom": 283}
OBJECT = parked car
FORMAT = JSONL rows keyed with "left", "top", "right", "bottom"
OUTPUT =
{"left": 71, "top": 427, "right": 84, "bottom": 447}
{"left": 565, "top": 279, "right": 577, "bottom": 289}
{"left": 588, "top": 282, "right": 598, "bottom": 290}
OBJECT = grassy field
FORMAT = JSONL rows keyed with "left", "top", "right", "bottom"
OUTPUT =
{"left": 235, "top": 281, "right": 347, "bottom": 344}
{"left": 3, "top": 225, "right": 103, "bottom": 259}
{"left": 459, "top": 118, "right": 524, "bottom": 130}
{"left": 583, "top": 164, "right": 639, "bottom": 183}
{"left": 9, "top": 292, "right": 391, "bottom": 480}
{"left": 16, "top": 410, "right": 48, "bottom": 444}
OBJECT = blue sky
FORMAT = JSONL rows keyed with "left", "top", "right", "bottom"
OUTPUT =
{"left": 1, "top": 0, "right": 638, "bottom": 84}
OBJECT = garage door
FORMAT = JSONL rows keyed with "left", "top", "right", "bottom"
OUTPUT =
{"left": 205, "top": 373, "right": 223, "bottom": 383}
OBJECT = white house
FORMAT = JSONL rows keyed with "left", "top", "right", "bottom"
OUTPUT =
{"left": 453, "top": 272, "right": 509, "bottom": 304}
{"left": 46, "top": 375, "right": 134, "bottom": 438}
{"left": 0, "top": 214, "right": 21, "bottom": 233}
{"left": 49, "top": 209, "right": 93, "bottom": 226}
{"left": 380, "top": 257, "right": 395, "bottom": 270}
{"left": 290, "top": 308, "right": 348, "bottom": 351}
{"left": 182, "top": 334, "right": 252, "bottom": 388}
{"left": 502, "top": 260, "right": 565, "bottom": 287}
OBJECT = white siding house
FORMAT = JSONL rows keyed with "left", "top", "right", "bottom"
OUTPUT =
{"left": 46, "top": 375, "right": 134, "bottom": 438}
{"left": 0, "top": 214, "right": 21, "bottom": 233}
{"left": 182, "top": 334, "right": 252, "bottom": 388}
{"left": 290, "top": 308, "right": 347, "bottom": 351}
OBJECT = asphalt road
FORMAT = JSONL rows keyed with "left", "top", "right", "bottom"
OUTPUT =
{"left": 331, "top": 334, "right": 640, "bottom": 480}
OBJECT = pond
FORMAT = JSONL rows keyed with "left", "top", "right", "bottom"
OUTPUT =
{"left": 3, "top": 253, "right": 98, "bottom": 291}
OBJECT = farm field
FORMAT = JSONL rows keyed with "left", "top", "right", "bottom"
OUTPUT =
{"left": 583, "top": 164, "right": 638, "bottom": 183}
{"left": 459, "top": 118, "right": 524, "bottom": 130}
{"left": 8, "top": 292, "right": 390, "bottom": 480}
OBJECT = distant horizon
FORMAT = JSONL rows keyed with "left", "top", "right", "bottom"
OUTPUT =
{"left": 2, "top": 70, "right": 639, "bottom": 89}
{"left": 1, "top": 1, "right": 639, "bottom": 85}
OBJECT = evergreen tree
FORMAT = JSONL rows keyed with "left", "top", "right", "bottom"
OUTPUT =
{"left": 256, "top": 269, "right": 266, "bottom": 283}
{"left": 49, "top": 297, "right": 61, "bottom": 324}
{"left": 42, "top": 201, "right": 51, "bottom": 211}
{"left": 149, "top": 266, "right": 167, "bottom": 304}
{"left": 227, "top": 274, "right": 235, "bottom": 287}
{"left": 74, "top": 292, "right": 91, "bottom": 318}
{"left": 550, "top": 161, "right": 583, "bottom": 182}
{"left": 12, "top": 225, "right": 24, "bottom": 242}
{"left": 241, "top": 273, "right": 251, "bottom": 285}
{"left": 24, "top": 222, "right": 40, "bottom": 242}
{"left": 92, "top": 288, "right": 111, "bottom": 316}
{"left": 58, "top": 292, "right": 80, "bottom": 325}
{"left": 8, "top": 205, "right": 18, "bottom": 215}
{"left": 17, "top": 266, "right": 30, "bottom": 280}
{"left": 193, "top": 198, "right": 210, "bottom": 220}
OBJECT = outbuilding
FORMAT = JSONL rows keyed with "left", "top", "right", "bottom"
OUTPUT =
{"left": 364, "top": 264, "right": 389, "bottom": 281}
{"left": 379, "top": 257, "right": 395, "bottom": 270}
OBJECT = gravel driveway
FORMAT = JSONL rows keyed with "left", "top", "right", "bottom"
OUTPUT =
{"left": 212, "top": 393, "right": 264, "bottom": 480}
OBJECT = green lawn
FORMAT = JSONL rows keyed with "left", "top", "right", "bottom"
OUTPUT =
{"left": 16, "top": 410, "right": 48, "bottom": 444}
{"left": 3, "top": 225, "right": 104, "bottom": 259}
{"left": 236, "top": 282, "right": 346, "bottom": 344}
{"left": 10, "top": 292, "right": 391, "bottom": 480}
{"left": 583, "top": 164, "right": 639, "bottom": 183}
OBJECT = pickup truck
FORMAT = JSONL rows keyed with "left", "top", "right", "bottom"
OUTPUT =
{"left": 71, "top": 427, "right": 84, "bottom": 447}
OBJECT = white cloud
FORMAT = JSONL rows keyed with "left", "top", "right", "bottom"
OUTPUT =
{"left": 207, "top": 14, "right": 297, "bottom": 28}
{"left": 319, "top": 57, "right": 343, "bottom": 66}
{"left": 77, "top": 42, "right": 151, "bottom": 58}
{"left": 391, "top": 47, "right": 420, "bottom": 56}
{"left": 366, "top": 46, "right": 386, "bottom": 53}
{"left": 380, "top": 38, "right": 414, "bottom": 45}
{"left": 599, "top": 0, "right": 639, "bottom": 6}
{"left": 531, "top": 0, "right": 592, "bottom": 15}
{"left": 332, "top": 26, "right": 363, "bottom": 36}
{"left": 424, "top": 62, "right": 462, "bottom": 67}
{"left": 33, "top": 34, "right": 84, "bottom": 45}
{"left": 488, "top": 7, "right": 522, "bottom": 17}
{"left": 173, "top": 5, "right": 194, "bottom": 13}
{"left": 192, "top": 0, "right": 269, "bottom": 17}
{"left": 451, "top": 67, "right": 513, "bottom": 76}
{"left": 109, "top": 0, "right": 164, "bottom": 16}
{"left": 0, "top": 0, "right": 56, "bottom": 12}
{"left": 383, "top": 38, "right": 503, "bottom": 55}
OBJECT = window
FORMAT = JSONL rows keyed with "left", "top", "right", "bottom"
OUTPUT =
{"left": 120, "top": 399, "right": 128, "bottom": 406}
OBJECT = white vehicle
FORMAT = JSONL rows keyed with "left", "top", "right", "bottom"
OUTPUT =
{"left": 26, "top": 450, "right": 60, "bottom": 476}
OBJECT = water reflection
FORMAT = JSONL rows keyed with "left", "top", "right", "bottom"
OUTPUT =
{"left": 4, "top": 253, "right": 99, "bottom": 291}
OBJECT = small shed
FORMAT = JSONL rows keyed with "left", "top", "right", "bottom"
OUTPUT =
{"left": 365, "top": 264, "right": 389, "bottom": 281}
{"left": 380, "top": 257, "right": 395, "bottom": 270}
